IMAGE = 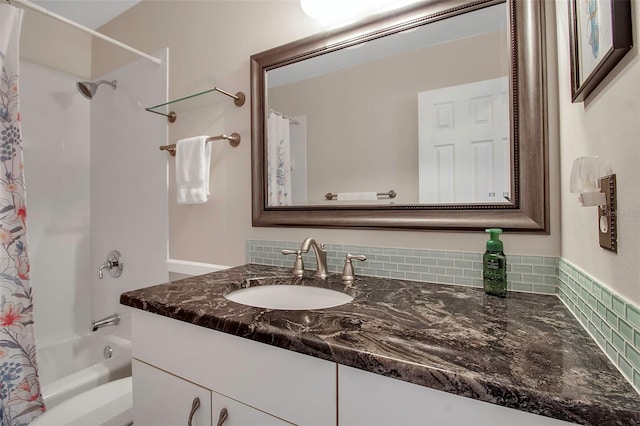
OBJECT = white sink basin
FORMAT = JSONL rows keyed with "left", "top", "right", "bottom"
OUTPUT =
{"left": 225, "top": 284, "right": 353, "bottom": 310}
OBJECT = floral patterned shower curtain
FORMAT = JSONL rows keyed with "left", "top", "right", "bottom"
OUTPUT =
{"left": 0, "top": 4, "right": 45, "bottom": 425}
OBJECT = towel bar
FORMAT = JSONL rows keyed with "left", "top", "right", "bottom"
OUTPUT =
{"left": 159, "top": 133, "right": 241, "bottom": 156}
{"left": 324, "top": 190, "right": 397, "bottom": 200}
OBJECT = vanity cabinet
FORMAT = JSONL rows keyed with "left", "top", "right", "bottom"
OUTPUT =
{"left": 131, "top": 310, "right": 336, "bottom": 426}
{"left": 133, "top": 359, "right": 291, "bottom": 426}
{"left": 338, "top": 365, "right": 574, "bottom": 426}
{"left": 131, "top": 310, "right": 576, "bottom": 426}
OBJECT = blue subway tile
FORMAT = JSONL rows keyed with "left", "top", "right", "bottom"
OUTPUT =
{"left": 605, "top": 308, "right": 618, "bottom": 329}
{"left": 464, "top": 253, "right": 482, "bottom": 261}
{"left": 619, "top": 319, "right": 634, "bottom": 342}
{"left": 626, "top": 343, "right": 640, "bottom": 368}
{"left": 390, "top": 271, "right": 406, "bottom": 279}
{"left": 446, "top": 268, "right": 465, "bottom": 277}
{"left": 605, "top": 342, "right": 619, "bottom": 361}
{"left": 612, "top": 330, "right": 626, "bottom": 353}
{"left": 438, "top": 276, "right": 455, "bottom": 284}
{"left": 454, "top": 277, "right": 474, "bottom": 286}
{"left": 437, "top": 259, "right": 455, "bottom": 267}
{"left": 522, "top": 274, "right": 544, "bottom": 284}
{"left": 533, "top": 266, "right": 556, "bottom": 276}
{"left": 532, "top": 284, "right": 556, "bottom": 295}
{"left": 612, "top": 295, "right": 626, "bottom": 318}
{"left": 430, "top": 266, "right": 446, "bottom": 275}
{"left": 507, "top": 255, "right": 522, "bottom": 264}
{"left": 522, "top": 255, "right": 544, "bottom": 265}
{"left": 445, "top": 251, "right": 465, "bottom": 260}
{"left": 464, "top": 269, "right": 482, "bottom": 279}
{"left": 405, "top": 257, "right": 422, "bottom": 265}
{"left": 421, "top": 273, "right": 438, "bottom": 283}
{"left": 405, "top": 272, "right": 421, "bottom": 281}
{"left": 626, "top": 304, "right": 640, "bottom": 329}
{"left": 511, "top": 283, "right": 533, "bottom": 293}
{"left": 512, "top": 265, "right": 533, "bottom": 274}
{"left": 618, "top": 356, "right": 634, "bottom": 380}
{"left": 454, "top": 260, "right": 473, "bottom": 269}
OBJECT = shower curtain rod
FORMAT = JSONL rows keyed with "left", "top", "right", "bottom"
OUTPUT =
{"left": 7, "top": 0, "right": 162, "bottom": 65}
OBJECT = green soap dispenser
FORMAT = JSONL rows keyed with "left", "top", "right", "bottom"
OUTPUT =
{"left": 483, "top": 228, "right": 507, "bottom": 297}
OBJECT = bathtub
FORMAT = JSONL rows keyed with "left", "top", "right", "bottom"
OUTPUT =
{"left": 37, "top": 332, "right": 132, "bottom": 409}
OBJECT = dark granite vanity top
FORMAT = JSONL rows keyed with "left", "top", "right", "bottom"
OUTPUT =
{"left": 121, "top": 264, "right": 640, "bottom": 425}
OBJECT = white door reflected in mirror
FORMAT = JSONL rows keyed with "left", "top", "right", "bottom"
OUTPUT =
{"left": 418, "top": 77, "right": 510, "bottom": 204}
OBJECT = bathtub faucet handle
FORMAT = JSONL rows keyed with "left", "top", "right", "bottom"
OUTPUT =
{"left": 98, "top": 250, "right": 123, "bottom": 279}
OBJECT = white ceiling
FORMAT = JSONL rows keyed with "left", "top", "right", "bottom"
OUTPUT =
{"left": 31, "top": 0, "right": 141, "bottom": 30}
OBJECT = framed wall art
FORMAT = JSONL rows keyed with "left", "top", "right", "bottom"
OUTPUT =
{"left": 569, "top": 0, "right": 632, "bottom": 102}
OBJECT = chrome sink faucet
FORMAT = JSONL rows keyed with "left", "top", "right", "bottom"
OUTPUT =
{"left": 300, "top": 237, "right": 329, "bottom": 279}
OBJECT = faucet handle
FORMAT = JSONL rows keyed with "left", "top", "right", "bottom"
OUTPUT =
{"left": 282, "top": 249, "right": 305, "bottom": 277}
{"left": 342, "top": 253, "right": 367, "bottom": 282}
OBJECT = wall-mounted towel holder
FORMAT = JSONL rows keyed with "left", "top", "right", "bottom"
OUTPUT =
{"left": 146, "top": 86, "right": 245, "bottom": 123}
{"left": 324, "top": 190, "right": 397, "bottom": 200}
{"left": 159, "top": 133, "right": 241, "bottom": 156}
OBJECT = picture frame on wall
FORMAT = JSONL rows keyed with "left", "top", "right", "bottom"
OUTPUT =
{"left": 568, "top": 0, "right": 632, "bottom": 102}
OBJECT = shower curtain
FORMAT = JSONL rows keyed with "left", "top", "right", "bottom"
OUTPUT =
{"left": 267, "top": 112, "right": 292, "bottom": 206}
{"left": 0, "top": 4, "right": 45, "bottom": 426}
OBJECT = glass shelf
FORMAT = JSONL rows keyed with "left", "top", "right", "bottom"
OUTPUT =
{"left": 145, "top": 87, "right": 245, "bottom": 123}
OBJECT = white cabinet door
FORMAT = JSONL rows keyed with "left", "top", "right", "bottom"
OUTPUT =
{"left": 133, "top": 359, "right": 212, "bottom": 426}
{"left": 133, "top": 310, "right": 336, "bottom": 426}
{"left": 212, "top": 391, "right": 295, "bottom": 426}
{"left": 338, "top": 365, "right": 575, "bottom": 426}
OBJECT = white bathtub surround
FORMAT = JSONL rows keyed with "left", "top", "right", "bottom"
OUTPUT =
{"left": 89, "top": 48, "right": 169, "bottom": 326}
{"left": 21, "top": 60, "right": 91, "bottom": 346}
{"left": 0, "top": 4, "right": 46, "bottom": 424}
{"left": 20, "top": 46, "right": 168, "bottom": 418}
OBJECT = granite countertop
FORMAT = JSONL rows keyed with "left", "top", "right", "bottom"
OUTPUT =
{"left": 120, "top": 264, "right": 640, "bottom": 425}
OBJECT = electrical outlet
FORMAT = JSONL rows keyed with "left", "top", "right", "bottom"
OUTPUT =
{"left": 598, "top": 174, "right": 617, "bottom": 253}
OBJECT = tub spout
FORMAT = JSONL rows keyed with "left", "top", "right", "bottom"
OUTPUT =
{"left": 91, "top": 313, "right": 120, "bottom": 332}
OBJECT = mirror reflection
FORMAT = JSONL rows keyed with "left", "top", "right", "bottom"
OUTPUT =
{"left": 266, "top": 3, "right": 509, "bottom": 207}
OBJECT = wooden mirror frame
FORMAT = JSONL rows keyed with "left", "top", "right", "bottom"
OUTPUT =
{"left": 250, "top": 0, "right": 548, "bottom": 233}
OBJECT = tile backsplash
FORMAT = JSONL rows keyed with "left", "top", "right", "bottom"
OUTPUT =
{"left": 246, "top": 240, "right": 557, "bottom": 294}
{"left": 558, "top": 259, "right": 640, "bottom": 392}
{"left": 246, "top": 240, "right": 640, "bottom": 392}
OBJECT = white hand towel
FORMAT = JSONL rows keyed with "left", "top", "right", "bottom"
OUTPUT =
{"left": 176, "top": 136, "right": 212, "bottom": 204}
{"left": 337, "top": 192, "right": 378, "bottom": 201}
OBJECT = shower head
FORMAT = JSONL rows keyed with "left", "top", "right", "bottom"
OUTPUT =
{"left": 76, "top": 80, "right": 117, "bottom": 99}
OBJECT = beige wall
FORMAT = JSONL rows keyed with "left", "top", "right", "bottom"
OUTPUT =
{"left": 19, "top": 7, "right": 91, "bottom": 78}
{"left": 556, "top": 0, "right": 640, "bottom": 306}
{"left": 269, "top": 31, "right": 508, "bottom": 204}
{"left": 95, "top": 0, "right": 560, "bottom": 269}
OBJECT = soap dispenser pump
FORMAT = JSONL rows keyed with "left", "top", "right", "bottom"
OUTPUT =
{"left": 483, "top": 228, "right": 507, "bottom": 297}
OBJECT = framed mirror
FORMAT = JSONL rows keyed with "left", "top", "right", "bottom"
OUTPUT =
{"left": 250, "top": 0, "right": 548, "bottom": 232}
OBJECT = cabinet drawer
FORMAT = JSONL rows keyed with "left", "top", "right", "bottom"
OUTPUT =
{"left": 132, "top": 310, "right": 336, "bottom": 426}
{"left": 133, "top": 359, "right": 211, "bottom": 426}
